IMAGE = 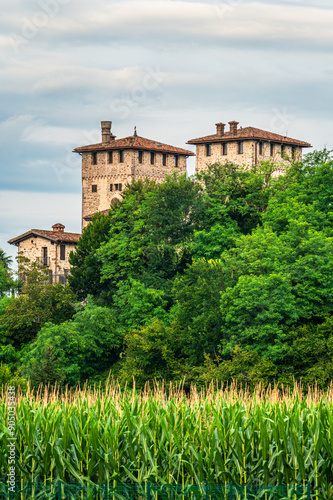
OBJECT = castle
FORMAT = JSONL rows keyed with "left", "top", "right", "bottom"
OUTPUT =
{"left": 8, "top": 120, "right": 311, "bottom": 283}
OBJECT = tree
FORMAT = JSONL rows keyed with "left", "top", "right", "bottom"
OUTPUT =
{"left": 1, "top": 261, "right": 76, "bottom": 347}
{"left": 22, "top": 298, "right": 123, "bottom": 387}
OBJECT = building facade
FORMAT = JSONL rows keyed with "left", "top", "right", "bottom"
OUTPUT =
{"left": 187, "top": 121, "right": 311, "bottom": 175}
{"left": 8, "top": 223, "right": 80, "bottom": 284}
{"left": 74, "top": 122, "right": 195, "bottom": 227}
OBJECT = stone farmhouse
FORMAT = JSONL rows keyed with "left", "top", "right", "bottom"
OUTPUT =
{"left": 187, "top": 121, "right": 311, "bottom": 175}
{"left": 8, "top": 120, "right": 311, "bottom": 283}
{"left": 8, "top": 223, "right": 81, "bottom": 284}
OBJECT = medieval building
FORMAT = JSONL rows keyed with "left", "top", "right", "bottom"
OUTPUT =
{"left": 8, "top": 119, "right": 311, "bottom": 282}
{"left": 74, "top": 122, "right": 194, "bottom": 228}
{"left": 187, "top": 121, "right": 311, "bottom": 175}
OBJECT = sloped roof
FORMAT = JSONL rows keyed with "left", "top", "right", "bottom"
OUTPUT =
{"left": 74, "top": 134, "right": 195, "bottom": 156}
{"left": 8, "top": 229, "right": 81, "bottom": 246}
{"left": 83, "top": 208, "right": 111, "bottom": 222}
{"left": 187, "top": 127, "right": 311, "bottom": 147}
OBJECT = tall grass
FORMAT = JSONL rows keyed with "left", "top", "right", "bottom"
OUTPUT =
{"left": 1, "top": 380, "right": 333, "bottom": 496}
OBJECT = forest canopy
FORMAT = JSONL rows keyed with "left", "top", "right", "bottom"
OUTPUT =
{"left": 2, "top": 150, "right": 333, "bottom": 390}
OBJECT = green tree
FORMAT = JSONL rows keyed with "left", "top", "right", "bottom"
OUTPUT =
{"left": 1, "top": 261, "right": 76, "bottom": 347}
{"left": 22, "top": 298, "right": 123, "bottom": 386}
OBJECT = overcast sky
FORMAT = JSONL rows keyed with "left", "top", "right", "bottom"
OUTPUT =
{"left": 1, "top": 0, "right": 332, "bottom": 264}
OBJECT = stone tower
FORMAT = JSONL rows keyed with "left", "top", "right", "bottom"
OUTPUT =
{"left": 74, "top": 122, "right": 195, "bottom": 228}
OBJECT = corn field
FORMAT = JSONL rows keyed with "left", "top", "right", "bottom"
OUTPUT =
{"left": 0, "top": 381, "right": 333, "bottom": 497}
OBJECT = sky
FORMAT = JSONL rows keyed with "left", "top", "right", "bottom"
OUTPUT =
{"left": 1, "top": 0, "right": 333, "bottom": 264}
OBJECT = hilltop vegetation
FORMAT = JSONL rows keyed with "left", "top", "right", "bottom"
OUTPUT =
{"left": 1, "top": 150, "right": 333, "bottom": 390}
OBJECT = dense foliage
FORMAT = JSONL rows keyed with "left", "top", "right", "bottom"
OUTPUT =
{"left": 1, "top": 150, "right": 333, "bottom": 389}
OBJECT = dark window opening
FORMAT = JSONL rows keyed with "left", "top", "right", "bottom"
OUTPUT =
{"left": 259, "top": 142, "right": 263, "bottom": 155}
{"left": 115, "top": 184, "right": 119, "bottom": 191}
{"left": 270, "top": 143, "right": 274, "bottom": 156}
{"left": 138, "top": 151, "right": 143, "bottom": 163}
{"left": 206, "top": 144, "right": 212, "bottom": 156}
{"left": 119, "top": 150, "right": 124, "bottom": 163}
{"left": 174, "top": 155, "right": 178, "bottom": 168}
{"left": 92, "top": 152, "right": 98, "bottom": 165}
{"left": 60, "top": 244, "right": 65, "bottom": 261}
{"left": 163, "top": 154, "right": 167, "bottom": 166}
{"left": 150, "top": 152, "right": 155, "bottom": 165}
{"left": 108, "top": 151, "right": 113, "bottom": 163}
{"left": 42, "top": 247, "right": 48, "bottom": 266}
{"left": 223, "top": 143, "right": 228, "bottom": 155}
{"left": 281, "top": 144, "right": 286, "bottom": 153}
{"left": 119, "top": 183, "right": 122, "bottom": 191}
{"left": 92, "top": 185, "right": 97, "bottom": 193}
{"left": 110, "top": 184, "right": 113, "bottom": 191}
{"left": 292, "top": 146, "right": 296, "bottom": 158}
{"left": 238, "top": 142, "right": 244, "bottom": 154}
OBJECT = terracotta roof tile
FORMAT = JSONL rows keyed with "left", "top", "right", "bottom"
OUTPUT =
{"left": 74, "top": 135, "right": 195, "bottom": 156}
{"left": 83, "top": 208, "right": 111, "bottom": 221}
{"left": 187, "top": 126, "right": 311, "bottom": 147}
{"left": 8, "top": 229, "right": 81, "bottom": 246}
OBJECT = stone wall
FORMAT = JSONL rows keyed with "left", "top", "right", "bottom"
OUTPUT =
{"left": 18, "top": 237, "right": 76, "bottom": 283}
{"left": 82, "top": 150, "right": 187, "bottom": 227}
{"left": 195, "top": 141, "right": 303, "bottom": 175}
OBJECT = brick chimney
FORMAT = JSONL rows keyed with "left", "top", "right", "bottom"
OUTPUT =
{"left": 215, "top": 123, "right": 226, "bottom": 137}
{"left": 52, "top": 223, "right": 65, "bottom": 233}
{"left": 101, "top": 121, "right": 115, "bottom": 144}
{"left": 229, "top": 121, "right": 239, "bottom": 136}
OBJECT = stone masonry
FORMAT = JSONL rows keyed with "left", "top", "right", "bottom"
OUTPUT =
{"left": 187, "top": 121, "right": 311, "bottom": 176}
{"left": 75, "top": 122, "right": 194, "bottom": 228}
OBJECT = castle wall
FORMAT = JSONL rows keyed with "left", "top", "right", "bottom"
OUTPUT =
{"left": 82, "top": 150, "right": 187, "bottom": 227}
{"left": 195, "top": 141, "right": 302, "bottom": 176}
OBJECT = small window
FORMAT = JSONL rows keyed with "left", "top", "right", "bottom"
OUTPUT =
{"left": 115, "top": 183, "right": 119, "bottom": 191}
{"left": 223, "top": 143, "right": 228, "bottom": 155}
{"left": 60, "top": 244, "right": 66, "bottom": 261}
{"left": 270, "top": 143, "right": 274, "bottom": 157}
{"left": 138, "top": 151, "right": 143, "bottom": 164}
{"left": 259, "top": 142, "right": 263, "bottom": 155}
{"left": 108, "top": 151, "right": 113, "bottom": 163}
{"left": 150, "top": 152, "right": 155, "bottom": 165}
{"left": 292, "top": 146, "right": 296, "bottom": 158}
{"left": 281, "top": 144, "right": 286, "bottom": 153}
{"left": 238, "top": 142, "right": 244, "bottom": 154}
{"left": 119, "top": 150, "right": 124, "bottom": 163}
{"left": 92, "top": 152, "right": 98, "bottom": 165}
{"left": 110, "top": 184, "right": 113, "bottom": 192}
{"left": 92, "top": 185, "right": 97, "bottom": 193}
{"left": 163, "top": 154, "right": 167, "bottom": 166}
{"left": 174, "top": 155, "right": 178, "bottom": 168}
{"left": 206, "top": 144, "right": 212, "bottom": 156}
{"left": 42, "top": 247, "right": 48, "bottom": 266}
{"left": 119, "top": 183, "right": 122, "bottom": 192}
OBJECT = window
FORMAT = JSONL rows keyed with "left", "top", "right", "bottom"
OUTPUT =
{"left": 292, "top": 146, "right": 296, "bottom": 158}
{"left": 138, "top": 151, "right": 143, "bottom": 163}
{"left": 60, "top": 244, "right": 65, "bottom": 261}
{"left": 42, "top": 247, "right": 48, "bottom": 266}
{"left": 270, "top": 143, "right": 274, "bottom": 156}
{"left": 110, "top": 184, "right": 113, "bottom": 191}
{"left": 119, "top": 183, "right": 122, "bottom": 191}
{"left": 163, "top": 154, "right": 167, "bottom": 166}
{"left": 281, "top": 144, "right": 286, "bottom": 153}
{"left": 223, "top": 143, "right": 228, "bottom": 155}
{"left": 174, "top": 155, "right": 178, "bottom": 168}
{"left": 119, "top": 150, "right": 124, "bottom": 163}
{"left": 238, "top": 142, "right": 244, "bottom": 154}
{"left": 92, "top": 185, "right": 97, "bottom": 193}
{"left": 115, "top": 184, "right": 119, "bottom": 191}
{"left": 150, "top": 152, "right": 155, "bottom": 165}
{"left": 108, "top": 151, "right": 113, "bottom": 163}
{"left": 92, "top": 152, "right": 98, "bottom": 165}
{"left": 259, "top": 142, "right": 263, "bottom": 155}
{"left": 206, "top": 144, "right": 212, "bottom": 156}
